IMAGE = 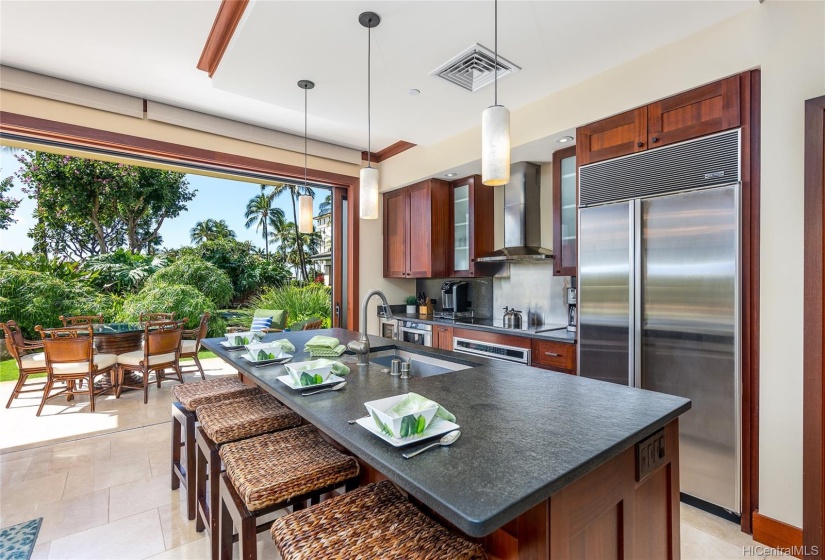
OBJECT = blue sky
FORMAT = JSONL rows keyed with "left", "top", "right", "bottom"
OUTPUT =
{"left": 0, "top": 150, "right": 329, "bottom": 254}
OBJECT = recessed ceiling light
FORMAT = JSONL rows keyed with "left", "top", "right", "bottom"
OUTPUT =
{"left": 445, "top": 172, "right": 457, "bottom": 178}
{"left": 556, "top": 136, "right": 574, "bottom": 144}
{"left": 409, "top": 88, "right": 420, "bottom": 96}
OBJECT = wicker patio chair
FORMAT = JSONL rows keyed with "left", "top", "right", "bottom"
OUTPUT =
{"left": 116, "top": 320, "right": 184, "bottom": 404}
{"left": 1, "top": 321, "right": 47, "bottom": 408}
{"left": 34, "top": 326, "right": 118, "bottom": 415}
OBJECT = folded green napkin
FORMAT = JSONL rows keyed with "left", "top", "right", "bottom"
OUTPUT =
{"left": 307, "top": 344, "right": 347, "bottom": 357}
{"left": 389, "top": 392, "right": 456, "bottom": 423}
{"left": 268, "top": 339, "right": 296, "bottom": 353}
{"left": 304, "top": 335, "right": 340, "bottom": 350}
{"left": 293, "top": 358, "right": 349, "bottom": 377}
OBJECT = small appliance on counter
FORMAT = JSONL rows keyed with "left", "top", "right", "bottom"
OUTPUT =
{"left": 441, "top": 281, "right": 469, "bottom": 312}
{"left": 502, "top": 307, "right": 523, "bottom": 329}
{"left": 566, "top": 287, "right": 577, "bottom": 332}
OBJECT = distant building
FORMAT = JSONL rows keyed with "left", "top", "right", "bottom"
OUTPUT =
{"left": 310, "top": 212, "right": 331, "bottom": 285}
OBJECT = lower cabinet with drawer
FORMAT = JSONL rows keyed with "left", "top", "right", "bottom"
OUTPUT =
{"left": 531, "top": 339, "right": 577, "bottom": 375}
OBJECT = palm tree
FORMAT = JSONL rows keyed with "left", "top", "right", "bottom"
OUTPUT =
{"left": 268, "top": 182, "right": 314, "bottom": 280}
{"left": 190, "top": 219, "right": 235, "bottom": 244}
{"left": 319, "top": 192, "right": 332, "bottom": 215}
{"left": 244, "top": 187, "right": 284, "bottom": 258}
{"left": 269, "top": 222, "right": 321, "bottom": 280}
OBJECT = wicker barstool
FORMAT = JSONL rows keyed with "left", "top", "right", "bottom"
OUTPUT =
{"left": 218, "top": 425, "right": 360, "bottom": 560}
{"left": 194, "top": 393, "right": 302, "bottom": 560}
{"left": 171, "top": 378, "right": 259, "bottom": 520}
{"left": 271, "top": 480, "right": 487, "bottom": 560}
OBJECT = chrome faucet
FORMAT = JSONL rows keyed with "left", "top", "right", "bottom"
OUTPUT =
{"left": 347, "top": 289, "right": 394, "bottom": 367}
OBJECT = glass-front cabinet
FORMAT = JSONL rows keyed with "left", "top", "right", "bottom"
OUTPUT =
{"left": 553, "top": 146, "right": 577, "bottom": 276}
{"left": 449, "top": 175, "right": 494, "bottom": 277}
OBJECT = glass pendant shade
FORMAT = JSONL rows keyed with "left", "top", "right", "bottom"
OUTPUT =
{"left": 482, "top": 104, "right": 511, "bottom": 186}
{"left": 359, "top": 166, "right": 379, "bottom": 220}
{"left": 298, "top": 195, "right": 314, "bottom": 233}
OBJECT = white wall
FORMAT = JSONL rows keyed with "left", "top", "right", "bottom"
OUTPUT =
{"left": 367, "top": 1, "right": 825, "bottom": 527}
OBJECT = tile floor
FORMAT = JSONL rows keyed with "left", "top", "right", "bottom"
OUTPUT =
{"left": 0, "top": 358, "right": 791, "bottom": 560}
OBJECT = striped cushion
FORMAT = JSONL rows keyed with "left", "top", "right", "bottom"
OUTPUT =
{"left": 251, "top": 316, "right": 273, "bottom": 331}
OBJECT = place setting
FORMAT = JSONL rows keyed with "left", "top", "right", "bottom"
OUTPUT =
{"left": 220, "top": 331, "right": 265, "bottom": 350}
{"left": 349, "top": 392, "right": 461, "bottom": 457}
{"left": 238, "top": 339, "right": 296, "bottom": 367}
{"left": 276, "top": 356, "right": 351, "bottom": 395}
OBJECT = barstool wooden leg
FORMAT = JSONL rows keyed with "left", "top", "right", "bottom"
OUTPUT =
{"left": 184, "top": 407, "right": 197, "bottom": 519}
{"left": 219, "top": 482, "right": 234, "bottom": 560}
{"left": 171, "top": 404, "right": 183, "bottom": 491}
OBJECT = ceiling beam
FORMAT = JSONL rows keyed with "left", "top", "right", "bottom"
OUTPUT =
{"left": 361, "top": 140, "right": 417, "bottom": 164}
{"left": 196, "top": 0, "right": 249, "bottom": 78}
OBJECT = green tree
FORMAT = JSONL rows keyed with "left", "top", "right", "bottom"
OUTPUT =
{"left": 190, "top": 218, "right": 235, "bottom": 244}
{"left": 244, "top": 187, "right": 285, "bottom": 259}
{"left": 269, "top": 222, "right": 321, "bottom": 280}
{"left": 318, "top": 192, "right": 332, "bottom": 215}
{"left": 82, "top": 249, "right": 168, "bottom": 293}
{"left": 268, "top": 182, "right": 314, "bottom": 280}
{"left": 0, "top": 175, "right": 21, "bottom": 230}
{"left": 17, "top": 152, "right": 194, "bottom": 258}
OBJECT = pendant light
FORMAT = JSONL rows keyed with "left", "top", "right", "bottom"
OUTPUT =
{"left": 481, "top": 0, "right": 510, "bottom": 186}
{"left": 359, "top": 11, "right": 380, "bottom": 219}
{"left": 298, "top": 79, "right": 314, "bottom": 234}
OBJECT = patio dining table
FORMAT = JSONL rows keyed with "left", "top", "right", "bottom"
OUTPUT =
{"left": 88, "top": 322, "right": 145, "bottom": 355}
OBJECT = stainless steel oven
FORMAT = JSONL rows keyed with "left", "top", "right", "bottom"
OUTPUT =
{"left": 453, "top": 336, "right": 530, "bottom": 364}
{"left": 397, "top": 320, "right": 433, "bottom": 347}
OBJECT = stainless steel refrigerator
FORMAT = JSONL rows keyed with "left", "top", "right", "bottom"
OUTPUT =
{"left": 577, "top": 129, "right": 741, "bottom": 515}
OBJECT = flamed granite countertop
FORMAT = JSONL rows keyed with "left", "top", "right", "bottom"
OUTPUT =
{"left": 202, "top": 328, "right": 689, "bottom": 537}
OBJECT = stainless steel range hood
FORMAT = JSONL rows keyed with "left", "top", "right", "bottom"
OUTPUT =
{"left": 475, "top": 162, "right": 554, "bottom": 263}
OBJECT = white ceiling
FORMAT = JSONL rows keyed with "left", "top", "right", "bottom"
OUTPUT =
{"left": 0, "top": 1, "right": 754, "bottom": 154}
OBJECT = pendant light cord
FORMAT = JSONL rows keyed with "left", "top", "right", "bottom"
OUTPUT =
{"left": 494, "top": 0, "right": 498, "bottom": 107}
{"left": 367, "top": 18, "right": 372, "bottom": 168}
{"left": 304, "top": 87, "right": 308, "bottom": 189}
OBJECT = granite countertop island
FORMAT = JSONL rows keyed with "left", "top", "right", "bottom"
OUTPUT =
{"left": 203, "top": 328, "right": 690, "bottom": 555}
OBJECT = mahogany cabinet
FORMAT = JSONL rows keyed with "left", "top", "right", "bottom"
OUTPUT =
{"left": 382, "top": 179, "right": 450, "bottom": 278}
{"left": 531, "top": 338, "right": 576, "bottom": 375}
{"left": 433, "top": 325, "right": 454, "bottom": 351}
{"left": 552, "top": 146, "right": 578, "bottom": 277}
{"left": 577, "top": 75, "right": 742, "bottom": 165}
{"left": 449, "top": 175, "right": 495, "bottom": 277}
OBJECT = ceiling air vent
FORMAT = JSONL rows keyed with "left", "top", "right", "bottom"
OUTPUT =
{"left": 430, "top": 43, "right": 520, "bottom": 92}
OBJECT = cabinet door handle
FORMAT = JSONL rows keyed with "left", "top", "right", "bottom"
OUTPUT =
{"left": 636, "top": 141, "right": 644, "bottom": 148}
{"left": 651, "top": 136, "right": 659, "bottom": 143}
{"left": 545, "top": 351, "right": 560, "bottom": 357}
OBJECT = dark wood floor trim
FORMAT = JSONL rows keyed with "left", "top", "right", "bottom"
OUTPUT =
{"left": 361, "top": 140, "right": 416, "bottom": 164}
{"left": 753, "top": 511, "right": 804, "bottom": 558}
{"left": 196, "top": 0, "right": 249, "bottom": 77}
{"left": 804, "top": 94, "right": 825, "bottom": 560}
{"left": 0, "top": 109, "right": 362, "bottom": 330}
{"left": 739, "top": 68, "right": 761, "bottom": 535}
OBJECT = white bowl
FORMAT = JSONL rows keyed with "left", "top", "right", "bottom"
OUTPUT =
{"left": 224, "top": 331, "right": 263, "bottom": 346}
{"left": 244, "top": 341, "right": 287, "bottom": 362}
{"left": 284, "top": 360, "right": 334, "bottom": 387}
{"left": 364, "top": 394, "right": 439, "bottom": 439}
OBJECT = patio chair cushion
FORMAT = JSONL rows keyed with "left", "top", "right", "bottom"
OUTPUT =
{"left": 180, "top": 340, "right": 197, "bottom": 355}
{"left": 254, "top": 309, "right": 286, "bottom": 330}
{"left": 117, "top": 350, "right": 176, "bottom": 367}
{"left": 52, "top": 353, "right": 117, "bottom": 375}
{"left": 19, "top": 352, "right": 46, "bottom": 371}
{"left": 250, "top": 316, "right": 273, "bottom": 331}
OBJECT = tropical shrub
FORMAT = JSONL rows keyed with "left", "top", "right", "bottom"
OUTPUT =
{"left": 144, "top": 256, "right": 232, "bottom": 308}
{"left": 121, "top": 283, "right": 226, "bottom": 337}
{"left": 0, "top": 251, "right": 87, "bottom": 282}
{"left": 246, "top": 283, "right": 331, "bottom": 329}
{"left": 82, "top": 249, "right": 168, "bottom": 293}
{"left": 0, "top": 268, "right": 100, "bottom": 337}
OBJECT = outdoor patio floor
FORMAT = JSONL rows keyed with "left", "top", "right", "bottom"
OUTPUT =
{"left": 0, "top": 358, "right": 790, "bottom": 560}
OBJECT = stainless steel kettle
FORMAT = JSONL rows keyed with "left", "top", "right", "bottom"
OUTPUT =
{"left": 502, "top": 307, "right": 523, "bottom": 329}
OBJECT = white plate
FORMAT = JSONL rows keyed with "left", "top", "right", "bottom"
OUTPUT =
{"left": 355, "top": 415, "right": 460, "bottom": 448}
{"left": 240, "top": 352, "right": 292, "bottom": 365}
{"left": 277, "top": 373, "right": 345, "bottom": 390}
{"left": 219, "top": 340, "right": 245, "bottom": 350}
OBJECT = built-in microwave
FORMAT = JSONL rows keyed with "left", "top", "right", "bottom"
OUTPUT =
{"left": 397, "top": 320, "right": 433, "bottom": 347}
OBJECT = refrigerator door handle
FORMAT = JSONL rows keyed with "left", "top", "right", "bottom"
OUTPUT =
{"left": 632, "top": 200, "right": 642, "bottom": 388}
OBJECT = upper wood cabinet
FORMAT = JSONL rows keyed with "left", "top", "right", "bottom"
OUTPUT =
{"left": 647, "top": 75, "right": 740, "bottom": 148}
{"left": 382, "top": 179, "right": 450, "bottom": 279}
{"left": 552, "top": 146, "right": 577, "bottom": 277}
{"left": 577, "top": 107, "right": 647, "bottom": 166}
{"left": 449, "top": 175, "right": 494, "bottom": 277}
{"left": 577, "top": 75, "right": 742, "bottom": 165}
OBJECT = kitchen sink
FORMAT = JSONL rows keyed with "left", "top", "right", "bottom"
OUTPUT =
{"left": 369, "top": 348, "right": 476, "bottom": 377}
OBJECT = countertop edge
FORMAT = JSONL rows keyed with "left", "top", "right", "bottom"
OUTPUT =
{"left": 391, "top": 313, "right": 577, "bottom": 344}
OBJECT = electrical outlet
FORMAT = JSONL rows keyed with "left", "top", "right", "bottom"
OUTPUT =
{"left": 635, "top": 429, "right": 666, "bottom": 482}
